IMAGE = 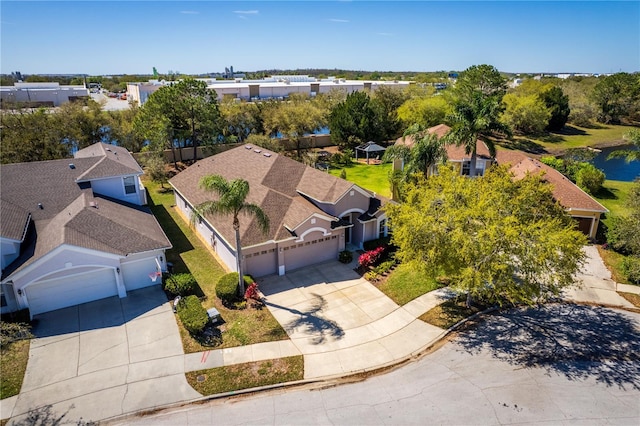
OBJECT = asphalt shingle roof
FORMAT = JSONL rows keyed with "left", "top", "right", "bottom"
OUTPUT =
{"left": 1, "top": 143, "right": 171, "bottom": 277}
{"left": 495, "top": 150, "right": 608, "bottom": 213}
{"left": 170, "top": 145, "right": 362, "bottom": 249}
{"left": 395, "top": 123, "right": 493, "bottom": 160}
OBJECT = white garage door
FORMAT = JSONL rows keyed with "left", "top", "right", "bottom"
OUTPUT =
{"left": 284, "top": 235, "right": 339, "bottom": 272}
{"left": 26, "top": 268, "right": 118, "bottom": 316}
{"left": 121, "top": 258, "right": 161, "bottom": 291}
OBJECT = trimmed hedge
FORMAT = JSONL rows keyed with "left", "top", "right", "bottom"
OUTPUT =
{"left": 164, "top": 273, "right": 197, "bottom": 296}
{"left": 177, "top": 295, "right": 208, "bottom": 334}
{"left": 216, "top": 273, "right": 254, "bottom": 305}
{"left": 363, "top": 236, "right": 392, "bottom": 252}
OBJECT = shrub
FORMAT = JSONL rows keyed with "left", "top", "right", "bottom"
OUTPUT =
{"left": 0, "top": 322, "right": 32, "bottom": 348}
{"left": 575, "top": 164, "right": 605, "bottom": 195}
{"left": 216, "top": 273, "right": 254, "bottom": 305}
{"left": 363, "top": 237, "right": 392, "bottom": 251}
{"left": 622, "top": 256, "right": 640, "bottom": 284}
{"left": 339, "top": 169, "right": 347, "bottom": 179}
{"left": 244, "top": 282, "right": 260, "bottom": 300}
{"left": 338, "top": 250, "right": 353, "bottom": 264}
{"left": 359, "top": 246, "right": 386, "bottom": 269}
{"left": 364, "top": 271, "right": 379, "bottom": 281}
{"left": 177, "top": 295, "right": 209, "bottom": 334}
{"left": 373, "top": 259, "right": 396, "bottom": 275}
{"left": 163, "top": 273, "right": 197, "bottom": 296}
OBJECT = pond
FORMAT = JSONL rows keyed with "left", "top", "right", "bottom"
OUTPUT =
{"left": 591, "top": 144, "right": 640, "bottom": 182}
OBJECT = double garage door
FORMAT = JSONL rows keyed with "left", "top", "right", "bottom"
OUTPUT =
{"left": 283, "top": 235, "right": 340, "bottom": 272}
{"left": 25, "top": 268, "right": 118, "bottom": 316}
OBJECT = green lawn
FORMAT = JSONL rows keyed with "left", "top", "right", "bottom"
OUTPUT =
{"left": 503, "top": 124, "right": 630, "bottom": 155}
{"left": 593, "top": 180, "right": 635, "bottom": 229}
{"left": 328, "top": 162, "right": 392, "bottom": 198}
{"left": 0, "top": 339, "right": 30, "bottom": 400}
{"left": 376, "top": 264, "right": 444, "bottom": 306}
{"left": 144, "top": 178, "right": 289, "bottom": 353}
{"left": 186, "top": 355, "right": 304, "bottom": 396}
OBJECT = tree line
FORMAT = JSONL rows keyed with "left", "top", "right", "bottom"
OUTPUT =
{"left": 2, "top": 67, "right": 639, "bottom": 165}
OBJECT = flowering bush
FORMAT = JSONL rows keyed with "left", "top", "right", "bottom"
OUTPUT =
{"left": 358, "top": 246, "right": 386, "bottom": 269}
{"left": 244, "top": 282, "right": 260, "bottom": 300}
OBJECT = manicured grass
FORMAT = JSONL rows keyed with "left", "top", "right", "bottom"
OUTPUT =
{"left": 593, "top": 180, "right": 635, "bottom": 222}
{"left": 507, "top": 124, "right": 630, "bottom": 155}
{"left": 328, "top": 162, "right": 392, "bottom": 198}
{"left": 419, "top": 298, "right": 484, "bottom": 329}
{"left": 144, "top": 177, "right": 288, "bottom": 353}
{"left": 0, "top": 340, "right": 30, "bottom": 399}
{"left": 186, "top": 355, "right": 304, "bottom": 396}
{"left": 376, "top": 264, "right": 443, "bottom": 306}
{"left": 618, "top": 292, "right": 640, "bottom": 308}
{"left": 597, "top": 246, "right": 632, "bottom": 285}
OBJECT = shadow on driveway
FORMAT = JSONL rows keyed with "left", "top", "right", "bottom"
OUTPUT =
{"left": 264, "top": 293, "right": 345, "bottom": 345}
{"left": 455, "top": 303, "right": 640, "bottom": 390}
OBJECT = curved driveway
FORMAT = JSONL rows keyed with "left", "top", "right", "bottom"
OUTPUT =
{"left": 112, "top": 304, "right": 640, "bottom": 425}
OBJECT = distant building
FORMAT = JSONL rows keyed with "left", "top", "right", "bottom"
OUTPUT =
{"left": 0, "top": 82, "right": 89, "bottom": 107}
{"left": 127, "top": 75, "right": 411, "bottom": 106}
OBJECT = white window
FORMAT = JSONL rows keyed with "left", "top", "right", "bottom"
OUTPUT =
{"left": 123, "top": 176, "right": 136, "bottom": 194}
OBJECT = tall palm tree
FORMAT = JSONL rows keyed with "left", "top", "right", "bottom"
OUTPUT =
{"left": 192, "top": 175, "right": 270, "bottom": 296}
{"left": 383, "top": 124, "right": 447, "bottom": 180}
{"left": 445, "top": 93, "right": 510, "bottom": 177}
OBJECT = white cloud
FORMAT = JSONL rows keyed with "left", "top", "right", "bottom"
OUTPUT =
{"left": 234, "top": 10, "right": 259, "bottom": 15}
{"left": 377, "top": 32, "right": 393, "bottom": 36}
{"left": 180, "top": 11, "right": 199, "bottom": 15}
{"left": 329, "top": 18, "right": 349, "bottom": 23}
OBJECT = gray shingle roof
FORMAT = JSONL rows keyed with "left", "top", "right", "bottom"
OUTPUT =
{"left": 75, "top": 143, "right": 143, "bottom": 181}
{"left": 1, "top": 144, "right": 171, "bottom": 277}
{"left": 170, "top": 145, "right": 361, "bottom": 248}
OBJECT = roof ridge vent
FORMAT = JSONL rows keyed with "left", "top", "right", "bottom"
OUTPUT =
{"left": 69, "top": 163, "right": 75, "bottom": 169}
{"left": 263, "top": 152, "right": 272, "bottom": 157}
{"left": 245, "top": 145, "right": 253, "bottom": 149}
{"left": 254, "top": 149, "right": 262, "bottom": 153}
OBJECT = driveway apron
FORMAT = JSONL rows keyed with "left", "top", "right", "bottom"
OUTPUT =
{"left": 7, "top": 286, "right": 200, "bottom": 424}
{"left": 258, "top": 261, "right": 445, "bottom": 380}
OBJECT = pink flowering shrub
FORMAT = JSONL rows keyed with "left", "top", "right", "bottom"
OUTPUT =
{"left": 358, "top": 246, "right": 386, "bottom": 269}
{"left": 244, "top": 282, "right": 260, "bottom": 300}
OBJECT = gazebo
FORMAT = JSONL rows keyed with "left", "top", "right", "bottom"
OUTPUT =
{"left": 355, "top": 141, "right": 386, "bottom": 164}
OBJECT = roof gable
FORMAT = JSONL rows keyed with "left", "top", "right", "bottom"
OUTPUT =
{"left": 170, "top": 145, "right": 370, "bottom": 248}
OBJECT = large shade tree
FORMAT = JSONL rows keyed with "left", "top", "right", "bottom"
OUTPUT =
{"left": 192, "top": 176, "right": 270, "bottom": 296}
{"left": 135, "top": 78, "right": 222, "bottom": 160}
{"left": 385, "top": 165, "right": 587, "bottom": 307}
{"left": 328, "top": 91, "right": 378, "bottom": 150}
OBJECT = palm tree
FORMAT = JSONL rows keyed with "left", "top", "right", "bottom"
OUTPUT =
{"left": 445, "top": 93, "right": 510, "bottom": 177}
{"left": 608, "top": 128, "right": 640, "bottom": 162}
{"left": 383, "top": 124, "right": 447, "bottom": 180}
{"left": 192, "top": 175, "right": 270, "bottom": 296}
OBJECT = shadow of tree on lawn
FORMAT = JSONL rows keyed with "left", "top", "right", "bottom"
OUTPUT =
{"left": 263, "top": 293, "right": 344, "bottom": 345}
{"left": 455, "top": 303, "right": 640, "bottom": 390}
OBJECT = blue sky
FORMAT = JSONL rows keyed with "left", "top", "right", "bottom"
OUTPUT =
{"left": 1, "top": 1, "right": 638, "bottom": 75}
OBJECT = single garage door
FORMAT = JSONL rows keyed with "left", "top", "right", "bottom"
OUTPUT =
{"left": 25, "top": 268, "right": 118, "bottom": 316}
{"left": 121, "top": 258, "right": 161, "bottom": 291}
{"left": 284, "top": 234, "right": 339, "bottom": 272}
{"left": 245, "top": 249, "right": 277, "bottom": 278}
{"left": 574, "top": 217, "right": 593, "bottom": 236}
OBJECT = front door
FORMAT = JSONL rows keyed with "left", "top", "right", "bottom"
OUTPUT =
{"left": 342, "top": 215, "right": 352, "bottom": 243}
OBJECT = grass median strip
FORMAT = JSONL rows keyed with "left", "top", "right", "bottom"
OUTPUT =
{"left": 186, "top": 356, "right": 304, "bottom": 396}
{"left": 420, "top": 298, "right": 485, "bottom": 329}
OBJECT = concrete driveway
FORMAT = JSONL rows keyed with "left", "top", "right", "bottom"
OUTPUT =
{"left": 5, "top": 286, "right": 200, "bottom": 424}
{"left": 258, "top": 261, "right": 445, "bottom": 379}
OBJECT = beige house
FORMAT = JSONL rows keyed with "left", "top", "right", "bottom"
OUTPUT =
{"left": 393, "top": 124, "right": 494, "bottom": 176}
{"left": 496, "top": 150, "right": 608, "bottom": 239}
{"left": 169, "top": 145, "right": 388, "bottom": 278}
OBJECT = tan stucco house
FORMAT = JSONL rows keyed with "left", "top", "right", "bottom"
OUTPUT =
{"left": 169, "top": 145, "right": 388, "bottom": 278}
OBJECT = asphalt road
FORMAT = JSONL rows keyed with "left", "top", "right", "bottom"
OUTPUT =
{"left": 109, "top": 304, "right": 640, "bottom": 425}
